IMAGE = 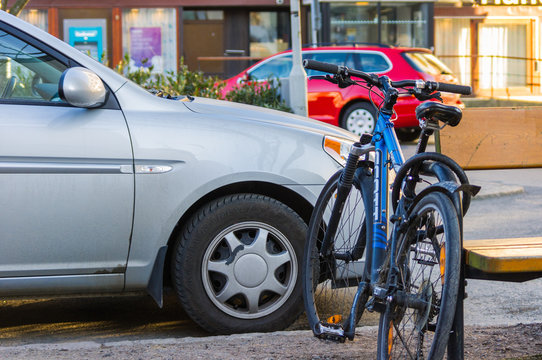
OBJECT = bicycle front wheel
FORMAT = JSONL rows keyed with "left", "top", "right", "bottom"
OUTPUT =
{"left": 303, "top": 167, "right": 371, "bottom": 337}
{"left": 377, "top": 192, "right": 460, "bottom": 360}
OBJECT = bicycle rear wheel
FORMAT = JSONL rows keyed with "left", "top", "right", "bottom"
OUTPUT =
{"left": 377, "top": 192, "right": 460, "bottom": 360}
{"left": 303, "top": 167, "right": 371, "bottom": 338}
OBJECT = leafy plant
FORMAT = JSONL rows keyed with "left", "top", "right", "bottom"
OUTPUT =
{"left": 3, "top": 0, "right": 31, "bottom": 16}
{"left": 225, "top": 78, "right": 291, "bottom": 113}
{"left": 115, "top": 54, "right": 223, "bottom": 99}
{"left": 115, "top": 55, "right": 291, "bottom": 112}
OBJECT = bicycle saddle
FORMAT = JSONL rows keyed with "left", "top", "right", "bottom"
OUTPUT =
{"left": 415, "top": 102, "right": 462, "bottom": 127}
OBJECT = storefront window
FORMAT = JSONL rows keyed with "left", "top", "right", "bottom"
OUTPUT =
{"left": 182, "top": 10, "right": 223, "bottom": 21}
{"left": 19, "top": 9, "right": 48, "bottom": 32}
{"left": 479, "top": 21, "right": 527, "bottom": 88}
{"left": 122, "top": 8, "right": 177, "bottom": 73}
{"left": 330, "top": 4, "right": 378, "bottom": 44}
{"left": 435, "top": 18, "right": 471, "bottom": 85}
{"left": 329, "top": 2, "right": 427, "bottom": 47}
{"left": 249, "top": 12, "right": 289, "bottom": 58}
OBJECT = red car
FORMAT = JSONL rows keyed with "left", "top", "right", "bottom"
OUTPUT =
{"left": 223, "top": 45, "right": 464, "bottom": 141}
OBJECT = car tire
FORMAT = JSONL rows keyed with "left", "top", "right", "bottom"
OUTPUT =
{"left": 340, "top": 102, "right": 377, "bottom": 136}
{"left": 395, "top": 126, "right": 421, "bottom": 142}
{"left": 171, "top": 193, "right": 307, "bottom": 334}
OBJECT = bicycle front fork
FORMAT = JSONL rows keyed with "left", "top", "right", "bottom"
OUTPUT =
{"left": 320, "top": 141, "right": 364, "bottom": 256}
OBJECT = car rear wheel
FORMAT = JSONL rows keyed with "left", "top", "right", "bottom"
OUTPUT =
{"left": 171, "top": 193, "right": 306, "bottom": 334}
{"left": 340, "top": 102, "right": 377, "bottom": 136}
{"left": 395, "top": 126, "right": 421, "bottom": 142}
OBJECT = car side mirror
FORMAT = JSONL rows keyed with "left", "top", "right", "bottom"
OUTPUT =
{"left": 58, "top": 67, "right": 108, "bottom": 108}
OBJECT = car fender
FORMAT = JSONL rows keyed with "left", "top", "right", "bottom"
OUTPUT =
{"left": 114, "top": 85, "right": 349, "bottom": 290}
{"left": 125, "top": 170, "right": 339, "bottom": 291}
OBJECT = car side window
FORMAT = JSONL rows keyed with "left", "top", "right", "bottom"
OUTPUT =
{"left": 249, "top": 54, "right": 293, "bottom": 80}
{"left": 358, "top": 53, "right": 390, "bottom": 73}
{"left": 0, "top": 29, "right": 67, "bottom": 102}
{"left": 305, "top": 52, "right": 354, "bottom": 76}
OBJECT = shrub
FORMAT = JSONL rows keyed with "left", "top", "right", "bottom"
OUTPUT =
{"left": 115, "top": 55, "right": 223, "bottom": 99}
{"left": 225, "top": 78, "right": 292, "bottom": 113}
{"left": 115, "top": 55, "right": 291, "bottom": 112}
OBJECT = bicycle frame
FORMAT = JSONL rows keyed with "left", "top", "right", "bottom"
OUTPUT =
{"left": 368, "top": 108, "right": 405, "bottom": 285}
{"left": 303, "top": 59, "right": 477, "bottom": 357}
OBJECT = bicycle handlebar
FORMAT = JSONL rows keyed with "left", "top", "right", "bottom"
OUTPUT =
{"left": 303, "top": 59, "right": 472, "bottom": 96}
{"left": 431, "top": 82, "right": 471, "bottom": 95}
{"left": 303, "top": 59, "right": 378, "bottom": 86}
{"left": 303, "top": 59, "right": 340, "bottom": 75}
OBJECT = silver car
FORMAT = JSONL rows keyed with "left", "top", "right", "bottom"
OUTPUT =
{"left": 0, "top": 10, "right": 359, "bottom": 334}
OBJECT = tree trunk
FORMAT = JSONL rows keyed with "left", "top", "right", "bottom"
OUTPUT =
{"left": 9, "top": 0, "right": 30, "bottom": 16}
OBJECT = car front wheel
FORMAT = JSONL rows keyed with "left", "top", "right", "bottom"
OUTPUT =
{"left": 340, "top": 102, "right": 377, "bottom": 136}
{"left": 171, "top": 193, "right": 306, "bottom": 334}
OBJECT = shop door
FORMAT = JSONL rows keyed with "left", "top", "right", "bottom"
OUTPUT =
{"left": 183, "top": 21, "right": 224, "bottom": 76}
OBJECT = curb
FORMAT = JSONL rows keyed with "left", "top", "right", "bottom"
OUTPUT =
{"left": 473, "top": 183, "right": 525, "bottom": 200}
{"left": 0, "top": 327, "right": 380, "bottom": 351}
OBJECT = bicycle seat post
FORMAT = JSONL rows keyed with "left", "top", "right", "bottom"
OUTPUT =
{"left": 415, "top": 127, "right": 434, "bottom": 155}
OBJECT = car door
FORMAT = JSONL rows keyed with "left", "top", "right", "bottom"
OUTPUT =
{"left": 0, "top": 24, "right": 133, "bottom": 285}
{"left": 306, "top": 51, "right": 356, "bottom": 124}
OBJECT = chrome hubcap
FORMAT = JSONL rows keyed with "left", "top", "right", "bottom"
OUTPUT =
{"left": 234, "top": 254, "right": 267, "bottom": 287}
{"left": 202, "top": 222, "right": 297, "bottom": 319}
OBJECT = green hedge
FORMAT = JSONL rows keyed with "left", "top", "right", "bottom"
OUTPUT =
{"left": 115, "top": 55, "right": 291, "bottom": 112}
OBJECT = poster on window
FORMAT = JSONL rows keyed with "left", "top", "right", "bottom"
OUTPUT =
{"left": 130, "top": 27, "right": 162, "bottom": 67}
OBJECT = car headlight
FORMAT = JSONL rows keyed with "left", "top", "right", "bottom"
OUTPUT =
{"left": 323, "top": 136, "right": 356, "bottom": 166}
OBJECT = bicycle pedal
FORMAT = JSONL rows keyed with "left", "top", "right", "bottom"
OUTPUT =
{"left": 315, "top": 322, "right": 347, "bottom": 343}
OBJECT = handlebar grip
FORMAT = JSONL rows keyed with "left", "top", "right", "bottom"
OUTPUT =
{"left": 435, "top": 82, "right": 472, "bottom": 95}
{"left": 303, "top": 59, "right": 340, "bottom": 74}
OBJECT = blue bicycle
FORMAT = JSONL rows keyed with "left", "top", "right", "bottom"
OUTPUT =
{"left": 302, "top": 59, "right": 480, "bottom": 360}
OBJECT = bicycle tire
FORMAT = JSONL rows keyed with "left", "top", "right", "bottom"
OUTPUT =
{"left": 377, "top": 192, "right": 460, "bottom": 360}
{"left": 303, "top": 167, "right": 372, "bottom": 337}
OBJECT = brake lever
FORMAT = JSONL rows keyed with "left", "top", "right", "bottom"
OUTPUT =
{"left": 409, "top": 89, "right": 443, "bottom": 102}
{"left": 325, "top": 74, "right": 356, "bottom": 89}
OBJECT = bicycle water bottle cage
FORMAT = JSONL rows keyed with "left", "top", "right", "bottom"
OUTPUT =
{"left": 415, "top": 102, "right": 463, "bottom": 128}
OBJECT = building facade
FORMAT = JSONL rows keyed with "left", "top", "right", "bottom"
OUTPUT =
{"left": 435, "top": 0, "right": 542, "bottom": 96}
{"left": 16, "top": 0, "right": 437, "bottom": 78}
{"left": 16, "top": 0, "right": 538, "bottom": 94}
{"left": 17, "top": 0, "right": 297, "bottom": 77}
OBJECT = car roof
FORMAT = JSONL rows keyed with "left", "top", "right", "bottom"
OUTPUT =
{"left": 252, "top": 45, "right": 431, "bottom": 65}
{"left": 292, "top": 44, "right": 432, "bottom": 54}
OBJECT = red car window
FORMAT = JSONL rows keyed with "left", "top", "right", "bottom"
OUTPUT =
{"left": 403, "top": 52, "right": 453, "bottom": 76}
{"left": 250, "top": 54, "right": 292, "bottom": 79}
{"left": 358, "top": 53, "right": 390, "bottom": 73}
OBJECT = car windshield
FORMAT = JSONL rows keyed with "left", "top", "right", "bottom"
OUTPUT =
{"left": 403, "top": 52, "right": 453, "bottom": 75}
{"left": 249, "top": 54, "right": 293, "bottom": 80}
